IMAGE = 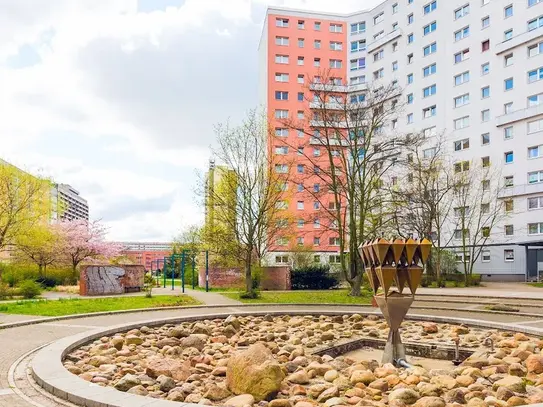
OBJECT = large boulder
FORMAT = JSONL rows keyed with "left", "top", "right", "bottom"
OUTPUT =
{"left": 388, "top": 388, "right": 420, "bottom": 405}
{"left": 226, "top": 343, "right": 285, "bottom": 401}
{"left": 525, "top": 354, "right": 543, "bottom": 374}
{"left": 114, "top": 374, "right": 140, "bottom": 392}
{"left": 145, "top": 357, "right": 192, "bottom": 381}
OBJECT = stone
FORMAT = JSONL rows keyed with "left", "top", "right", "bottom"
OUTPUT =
{"left": 324, "top": 370, "right": 339, "bottom": 382}
{"left": 166, "top": 390, "right": 185, "bottom": 402}
{"left": 525, "top": 354, "right": 543, "bottom": 374}
{"left": 226, "top": 343, "right": 285, "bottom": 401}
{"left": 290, "top": 385, "right": 306, "bottom": 396}
{"left": 192, "top": 322, "right": 212, "bottom": 335}
{"left": 324, "top": 397, "right": 343, "bottom": 407}
{"left": 114, "top": 374, "right": 140, "bottom": 392}
{"left": 444, "top": 388, "right": 466, "bottom": 404}
{"left": 507, "top": 396, "right": 526, "bottom": 407}
{"left": 288, "top": 370, "right": 310, "bottom": 384}
{"left": 321, "top": 332, "right": 335, "bottom": 341}
{"left": 492, "top": 376, "right": 525, "bottom": 393}
{"left": 157, "top": 375, "right": 175, "bottom": 392}
{"left": 125, "top": 335, "right": 143, "bottom": 345}
{"left": 185, "top": 393, "right": 203, "bottom": 403}
{"left": 456, "top": 375, "right": 475, "bottom": 387}
{"left": 111, "top": 337, "right": 124, "bottom": 350}
{"left": 496, "top": 387, "right": 514, "bottom": 401}
{"left": 88, "top": 356, "right": 111, "bottom": 367}
{"left": 350, "top": 370, "right": 376, "bottom": 385}
{"left": 413, "top": 396, "right": 445, "bottom": 407}
{"left": 127, "top": 385, "right": 148, "bottom": 396}
{"left": 181, "top": 334, "right": 207, "bottom": 351}
{"left": 308, "top": 384, "right": 333, "bottom": 399}
{"left": 204, "top": 384, "right": 231, "bottom": 401}
{"left": 269, "top": 399, "right": 292, "bottom": 407}
{"left": 451, "top": 326, "right": 470, "bottom": 335}
{"left": 317, "top": 386, "right": 339, "bottom": 402}
{"left": 225, "top": 315, "right": 242, "bottom": 331}
{"left": 226, "top": 394, "right": 256, "bottom": 407}
{"left": 368, "top": 379, "right": 389, "bottom": 392}
{"left": 145, "top": 357, "right": 192, "bottom": 381}
{"left": 66, "top": 366, "right": 82, "bottom": 375}
{"left": 212, "top": 366, "right": 228, "bottom": 376}
{"left": 431, "top": 375, "right": 457, "bottom": 390}
{"left": 507, "top": 363, "right": 526, "bottom": 377}
{"left": 467, "top": 398, "right": 486, "bottom": 407}
{"left": 418, "top": 384, "right": 440, "bottom": 397}
{"left": 389, "top": 388, "right": 420, "bottom": 405}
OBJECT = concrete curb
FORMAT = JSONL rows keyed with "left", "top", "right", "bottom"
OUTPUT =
{"left": 32, "top": 306, "right": 543, "bottom": 407}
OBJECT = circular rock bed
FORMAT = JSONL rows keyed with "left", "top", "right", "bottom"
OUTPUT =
{"left": 63, "top": 314, "right": 543, "bottom": 407}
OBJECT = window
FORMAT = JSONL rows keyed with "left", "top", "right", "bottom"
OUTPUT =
{"left": 275, "top": 255, "right": 289, "bottom": 264}
{"left": 504, "top": 5, "right": 513, "bottom": 18}
{"left": 454, "top": 71, "right": 470, "bottom": 85}
{"left": 374, "top": 12, "right": 384, "bottom": 25}
{"left": 329, "top": 237, "right": 340, "bottom": 246}
{"left": 504, "top": 102, "right": 513, "bottom": 114}
{"left": 275, "top": 91, "right": 288, "bottom": 100}
{"left": 330, "top": 41, "right": 343, "bottom": 51}
{"left": 392, "top": 3, "right": 398, "bottom": 13}
{"left": 505, "top": 225, "right": 514, "bottom": 236}
{"left": 505, "top": 151, "right": 514, "bottom": 163}
{"left": 297, "top": 237, "right": 304, "bottom": 246}
{"left": 482, "top": 40, "right": 490, "bottom": 52}
{"left": 454, "top": 93, "right": 470, "bottom": 107}
{"left": 424, "top": 1, "right": 437, "bottom": 14}
{"left": 423, "top": 21, "right": 437, "bottom": 35}
{"left": 482, "top": 250, "right": 490, "bottom": 262}
{"left": 423, "top": 63, "right": 436, "bottom": 77}
{"left": 454, "top": 138, "right": 470, "bottom": 151}
{"left": 423, "top": 105, "right": 436, "bottom": 118}
{"left": 374, "top": 30, "right": 385, "bottom": 40}
{"left": 407, "top": 93, "right": 414, "bottom": 104}
{"left": 313, "top": 201, "right": 320, "bottom": 210}
{"left": 529, "top": 145, "right": 543, "bottom": 158}
{"left": 453, "top": 229, "right": 469, "bottom": 239}
{"left": 275, "top": 110, "right": 288, "bottom": 119}
{"left": 408, "top": 13, "right": 414, "bottom": 24}
{"left": 481, "top": 86, "right": 490, "bottom": 99}
{"left": 504, "top": 29, "right": 513, "bottom": 41}
{"left": 481, "top": 62, "right": 490, "bottom": 75}
{"left": 528, "top": 41, "right": 543, "bottom": 57}
{"left": 276, "top": 18, "right": 289, "bottom": 27}
{"left": 296, "top": 201, "right": 304, "bottom": 210}
{"left": 481, "top": 109, "right": 490, "bottom": 122}
{"left": 423, "top": 126, "right": 437, "bottom": 137}
{"left": 455, "top": 26, "right": 470, "bottom": 41}
{"left": 530, "top": 0, "right": 543, "bottom": 6}
{"left": 503, "top": 54, "right": 513, "bottom": 67}
{"left": 407, "top": 53, "right": 413, "bottom": 64}
{"left": 528, "top": 67, "right": 543, "bottom": 83}
{"left": 482, "top": 156, "right": 490, "bottom": 167}
{"left": 330, "top": 59, "right": 342, "bottom": 68}
{"left": 374, "top": 49, "right": 384, "bottom": 61}
{"left": 298, "top": 38, "right": 304, "bottom": 48}
{"left": 275, "top": 164, "right": 288, "bottom": 173}
{"left": 528, "top": 16, "right": 543, "bottom": 31}
{"left": 482, "top": 180, "right": 490, "bottom": 191}
{"left": 423, "top": 84, "right": 437, "bottom": 98}
{"left": 296, "top": 75, "right": 304, "bottom": 85}
{"left": 351, "top": 22, "right": 366, "bottom": 34}
{"left": 528, "top": 93, "right": 543, "bottom": 107}
{"left": 481, "top": 133, "right": 490, "bottom": 145}
{"left": 454, "top": 116, "right": 470, "bottom": 129}
{"left": 275, "top": 55, "right": 288, "bottom": 64}
{"left": 275, "top": 36, "right": 289, "bottom": 46}
{"left": 529, "top": 223, "right": 543, "bottom": 235}
{"left": 313, "top": 240, "right": 320, "bottom": 249}
{"left": 313, "top": 148, "right": 321, "bottom": 157}
{"left": 393, "top": 42, "right": 398, "bottom": 52}
{"left": 297, "top": 56, "right": 304, "bottom": 65}
{"left": 313, "top": 183, "right": 320, "bottom": 193}
{"left": 407, "top": 113, "right": 413, "bottom": 123}
{"left": 297, "top": 147, "right": 303, "bottom": 156}
{"left": 297, "top": 164, "right": 304, "bottom": 173}
{"left": 423, "top": 42, "right": 436, "bottom": 56}
{"left": 350, "top": 94, "right": 366, "bottom": 103}
{"left": 314, "top": 21, "right": 321, "bottom": 30}
{"left": 504, "top": 78, "right": 514, "bottom": 91}
{"left": 423, "top": 147, "right": 436, "bottom": 158}
{"left": 330, "top": 24, "right": 343, "bottom": 33}
{"left": 329, "top": 255, "right": 341, "bottom": 264}
{"left": 505, "top": 176, "right": 514, "bottom": 187}
{"left": 275, "top": 73, "right": 289, "bottom": 82}
{"left": 504, "top": 249, "right": 514, "bottom": 262}
{"left": 529, "top": 170, "right": 543, "bottom": 183}
{"left": 350, "top": 57, "right": 366, "bottom": 71}
{"left": 351, "top": 40, "right": 366, "bottom": 52}
{"left": 482, "top": 227, "right": 490, "bottom": 237}
{"left": 408, "top": 33, "right": 414, "bottom": 43}
{"left": 407, "top": 73, "right": 413, "bottom": 84}
{"left": 455, "top": 4, "right": 470, "bottom": 19}
{"left": 275, "top": 146, "right": 288, "bottom": 155}
{"left": 482, "top": 16, "right": 490, "bottom": 28}
{"left": 528, "top": 196, "right": 543, "bottom": 210}
{"left": 392, "top": 61, "right": 398, "bottom": 71}
{"left": 504, "top": 126, "right": 513, "bottom": 139}
{"left": 298, "top": 20, "right": 305, "bottom": 29}
{"left": 528, "top": 119, "right": 543, "bottom": 134}
{"left": 314, "top": 58, "right": 321, "bottom": 67}
{"left": 455, "top": 49, "right": 470, "bottom": 63}
{"left": 314, "top": 40, "right": 321, "bottom": 49}
{"left": 373, "top": 68, "right": 384, "bottom": 79}
{"left": 455, "top": 251, "right": 470, "bottom": 263}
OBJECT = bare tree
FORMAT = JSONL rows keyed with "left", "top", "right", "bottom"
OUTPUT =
{"left": 388, "top": 133, "right": 457, "bottom": 283}
{"left": 279, "top": 71, "right": 410, "bottom": 296}
{"left": 202, "top": 110, "right": 291, "bottom": 295}
{"left": 452, "top": 161, "right": 510, "bottom": 285}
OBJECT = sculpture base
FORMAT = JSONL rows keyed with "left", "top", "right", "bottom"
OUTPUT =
{"left": 382, "top": 328, "right": 406, "bottom": 364}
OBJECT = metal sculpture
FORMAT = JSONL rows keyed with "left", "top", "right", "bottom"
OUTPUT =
{"left": 359, "top": 238, "right": 432, "bottom": 364}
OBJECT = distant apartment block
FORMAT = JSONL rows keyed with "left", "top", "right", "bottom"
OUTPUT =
{"left": 259, "top": 1, "right": 543, "bottom": 280}
{"left": 120, "top": 241, "right": 172, "bottom": 270}
{"left": 51, "top": 184, "right": 89, "bottom": 222}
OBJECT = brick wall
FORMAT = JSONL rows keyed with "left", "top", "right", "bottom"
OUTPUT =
{"left": 261, "top": 266, "right": 291, "bottom": 290}
{"left": 198, "top": 266, "right": 291, "bottom": 290}
{"left": 80, "top": 264, "right": 145, "bottom": 296}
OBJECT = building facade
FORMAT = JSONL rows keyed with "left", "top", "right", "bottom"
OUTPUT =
{"left": 51, "top": 183, "right": 89, "bottom": 222}
{"left": 260, "top": 0, "right": 543, "bottom": 280}
{"left": 119, "top": 242, "right": 172, "bottom": 271}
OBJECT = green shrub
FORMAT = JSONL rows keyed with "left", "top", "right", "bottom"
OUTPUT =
{"left": 18, "top": 280, "right": 43, "bottom": 299}
{"left": 291, "top": 265, "right": 339, "bottom": 290}
{"left": 240, "top": 290, "right": 261, "bottom": 299}
{"left": 0, "top": 283, "right": 14, "bottom": 300}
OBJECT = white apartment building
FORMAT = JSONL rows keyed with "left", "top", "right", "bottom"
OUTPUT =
{"left": 51, "top": 183, "right": 89, "bottom": 222}
{"left": 260, "top": 0, "right": 543, "bottom": 281}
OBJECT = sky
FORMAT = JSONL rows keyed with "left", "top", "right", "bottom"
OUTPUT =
{"left": 0, "top": 0, "right": 381, "bottom": 242}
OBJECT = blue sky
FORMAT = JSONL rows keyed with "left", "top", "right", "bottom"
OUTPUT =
{"left": 0, "top": 0, "right": 379, "bottom": 241}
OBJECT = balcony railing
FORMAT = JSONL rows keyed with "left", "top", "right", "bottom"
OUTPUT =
{"left": 495, "top": 28, "right": 543, "bottom": 55}
{"left": 309, "top": 82, "right": 368, "bottom": 93}
{"left": 498, "top": 182, "right": 543, "bottom": 198}
{"left": 367, "top": 29, "right": 403, "bottom": 53}
{"left": 495, "top": 103, "right": 543, "bottom": 127}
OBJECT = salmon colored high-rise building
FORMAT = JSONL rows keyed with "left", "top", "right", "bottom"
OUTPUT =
{"left": 259, "top": 8, "right": 349, "bottom": 267}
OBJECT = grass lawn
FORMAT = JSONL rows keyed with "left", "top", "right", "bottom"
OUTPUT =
{"left": 0, "top": 295, "right": 200, "bottom": 317}
{"left": 528, "top": 282, "right": 543, "bottom": 288}
{"left": 223, "top": 289, "right": 373, "bottom": 304}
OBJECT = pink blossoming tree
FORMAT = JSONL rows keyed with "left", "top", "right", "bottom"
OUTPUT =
{"left": 55, "top": 220, "right": 122, "bottom": 278}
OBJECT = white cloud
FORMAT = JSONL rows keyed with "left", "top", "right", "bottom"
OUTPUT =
{"left": 0, "top": 0, "right": 378, "bottom": 241}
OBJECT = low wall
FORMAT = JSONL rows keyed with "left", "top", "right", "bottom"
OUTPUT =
{"left": 199, "top": 266, "right": 291, "bottom": 290}
{"left": 80, "top": 265, "right": 145, "bottom": 296}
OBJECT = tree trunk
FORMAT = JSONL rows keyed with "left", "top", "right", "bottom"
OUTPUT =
{"left": 245, "top": 250, "right": 252, "bottom": 294}
{"left": 349, "top": 272, "right": 363, "bottom": 296}
{"left": 38, "top": 264, "right": 43, "bottom": 277}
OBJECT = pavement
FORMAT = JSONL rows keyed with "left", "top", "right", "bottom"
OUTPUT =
{"left": 0, "top": 285, "right": 542, "bottom": 406}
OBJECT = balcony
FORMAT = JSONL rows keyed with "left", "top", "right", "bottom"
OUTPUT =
{"left": 310, "top": 120, "right": 349, "bottom": 128}
{"left": 309, "top": 137, "right": 350, "bottom": 146}
{"left": 309, "top": 101, "right": 345, "bottom": 110}
{"left": 367, "top": 29, "right": 403, "bottom": 53}
{"left": 495, "top": 28, "right": 543, "bottom": 55}
{"left": 499, "top": 182, "right": 543, "bottom": 198}
{"left": 495, "top": 103, "right": 543, "bottom": 127}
